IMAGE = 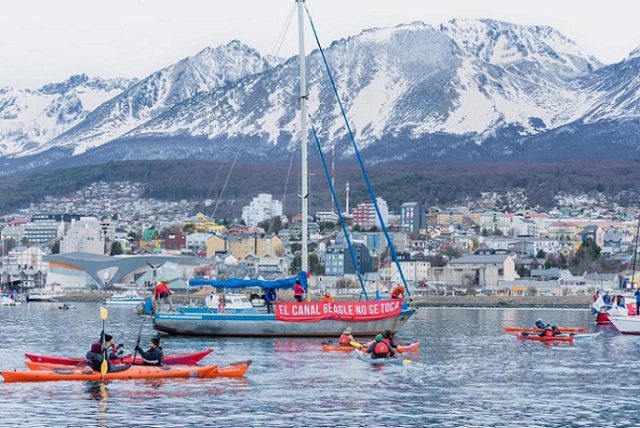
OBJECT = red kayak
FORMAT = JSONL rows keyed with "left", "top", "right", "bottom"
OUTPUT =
{"left": 25, "top": 349, "right": 213, "bottom": 366}
{"left": 515, "top": 333, "right": 574, "bottom": 343}
{"left": 503, "top": 326, "right": 586, "bottom": 333}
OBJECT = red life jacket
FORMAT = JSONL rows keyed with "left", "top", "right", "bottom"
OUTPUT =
{"left": 543, "top": 329, "right": 554, "bottom": 337}
{"left": 339, "top": 334, "right": 351, "bottom": 346}
{"left": 373, "top": 342, "right": 390, "bottom": 356}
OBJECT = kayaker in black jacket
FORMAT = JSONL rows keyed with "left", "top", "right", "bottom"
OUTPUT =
{"left": 135, "top": 337, "right": 163, "bottom": 366}
{"left": 383, "top": 330, "right": 399, "bottom": 349}
{"left": 86, "top": 342, "right": 105, "bottom": 371}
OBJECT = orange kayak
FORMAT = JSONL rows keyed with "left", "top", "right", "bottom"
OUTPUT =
{"left": 504, "top": 326, "right": 586, "bottom": 333}
{"left": 515, "top": 333, "right": 574, "bottom": 342}
{"left": 322, "top": 341, "right": 420, "bottom": 353}
{"left": 2, "top": 360, "right": 251, "bottom": 383}
{"left": 23, "top": 359, "right": 251, "bottom": 377}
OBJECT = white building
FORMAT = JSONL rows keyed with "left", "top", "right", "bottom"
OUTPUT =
{"left": 379, "top": 260, "right": 430, "bottom": 285}
{"left": 23, "top": 218, "right": 65, "bottom": 244}
{"left": 1, "top": 246, "right": 48, "bottom": 288}
{"left": 315, "top": 211, "right": 339, "bottom": 224}
{"left": 242, "top": 194, "right": 283, "bottom": 227}
{"left": 186, "top": 232, "right": 210, "bottom": 254}
{"left": 60, "top": 217, "right": 105, "bottom": 255}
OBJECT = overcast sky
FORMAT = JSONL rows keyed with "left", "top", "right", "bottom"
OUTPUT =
{"left": 1, "top": 0, "right": 639, "bottom": 88}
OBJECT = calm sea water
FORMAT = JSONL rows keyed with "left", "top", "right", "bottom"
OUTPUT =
{"left": 0, "top": 303, "right": 635, "bottom": 427}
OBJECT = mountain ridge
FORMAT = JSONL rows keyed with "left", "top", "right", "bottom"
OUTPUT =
{"left": 1, "top": 18, "right": 639, "bottom": 174}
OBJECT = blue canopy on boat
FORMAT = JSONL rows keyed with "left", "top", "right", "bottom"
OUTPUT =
{"left": 189, "top": 271, "right": 307, "bottom": 290}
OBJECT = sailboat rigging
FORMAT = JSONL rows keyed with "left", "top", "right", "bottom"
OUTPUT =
{"left": 152, "top": 0, "right": 415, "bottom": 337}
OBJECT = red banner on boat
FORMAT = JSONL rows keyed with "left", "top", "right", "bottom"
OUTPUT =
{"left": 274, "top": 300, "right": 402, "bottom": 322}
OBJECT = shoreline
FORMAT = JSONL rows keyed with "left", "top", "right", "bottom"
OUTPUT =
{"left": 411, "top": 295, "right": 591, "bottom": 309}
{"left": 53, "top": 291, "right": 593, "bottom": 309}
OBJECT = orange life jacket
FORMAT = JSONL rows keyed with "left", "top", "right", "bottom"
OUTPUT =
{"left": 339, "top": 334, "right": 351, "bottom": 346}
{"left": 373, "top": 341, "right": 390, "bottom": 356}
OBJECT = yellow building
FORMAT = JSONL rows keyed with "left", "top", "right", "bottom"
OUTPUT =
{"left": 183, "top": 213, "right": 227, "bottom": 234}
{"left": 206, "top": 234, "right": 283, "bottom": 260}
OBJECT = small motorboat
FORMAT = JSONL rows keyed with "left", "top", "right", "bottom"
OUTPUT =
{"left": 105, "top": 290, "right": 146, "bottom": 306}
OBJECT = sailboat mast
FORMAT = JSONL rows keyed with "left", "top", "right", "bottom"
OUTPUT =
{"left": 297, "top": 0, "right": 309, "bottom": 275}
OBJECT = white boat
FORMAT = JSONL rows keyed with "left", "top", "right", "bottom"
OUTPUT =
{"left": 105, "top": 290, "right": 146, "bottom": 305}
{"left": 610, "top": 316, "right": 640, "bottom": 335}
{"left": 27, "top": 285, "right": 65, "bottom": 302}
{"left": 0, "top": 295, "right": 20, "bottom": 306}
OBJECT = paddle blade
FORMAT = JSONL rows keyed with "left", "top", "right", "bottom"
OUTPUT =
{"left": 402, "top": 359, "right": 413, "bottom": 365}
{"left": 100, "top": 307, "right": 108, "bottom": 321}
{"left": 350, "top": 340, "right": 363, "bottom": 349}
{"left": 100, "top": 359, "right": 108, "bottom": 376}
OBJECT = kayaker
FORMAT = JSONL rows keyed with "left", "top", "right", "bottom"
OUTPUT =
{"left": 153, "top": 281, "right": 174, "bottom": 311}
{"left": 391, "top": 285, "right": 405, "bottom": 299}
{"left": 367, "top": 334, "right": 396, "bottom": 359}
{"left": 135, "top": 337, "right": 163, "bottom": 366}
{"left": 338, "top": 327, "right": 355, "bottom": 346}
{"left": 551, "top": 325, "right": 562, "bottom": 336}
{"left": 382, "top": 330, "right": 399, "bottom": 349}
{"left": 86, "top": 343, "right": 105, "bottom": 372}
{"left": 103, "top": 334, "right": 124, "bottom": 360}
{"left": 534, "top": 319, "right": 547, "bottom": 329}
{"left": 293, "top": 279, "right": 305, "bottom": 302}
{"left": 264, "top": 288, "right": 277, "bottom": 313}
{"left": 322, "top": 291, "right": 335, "bottom": 303}
{"left": 540, "top": 326, "right": 555, "bottom": 338}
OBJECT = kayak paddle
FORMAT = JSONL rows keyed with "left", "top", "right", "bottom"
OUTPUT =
{"left": 100, "top": 307, "right": 108, "bottom": 377}
{"left": 132, "top": 319, "right": 145, "bottom": 365}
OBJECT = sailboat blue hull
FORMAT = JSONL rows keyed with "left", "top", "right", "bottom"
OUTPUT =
{"left": 153, "top": 308, "right": 415, "bottom": 337}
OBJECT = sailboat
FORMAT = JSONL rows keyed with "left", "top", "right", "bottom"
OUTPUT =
{"left": 153, "top": 0, "right": 415, "bottom": 337}
{"left": 609, "top": 216, "right": 640, "bottom": 333}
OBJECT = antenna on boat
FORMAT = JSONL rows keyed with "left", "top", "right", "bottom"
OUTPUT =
{"left": 297, "top": 0, "right": 309, "bottom": 276}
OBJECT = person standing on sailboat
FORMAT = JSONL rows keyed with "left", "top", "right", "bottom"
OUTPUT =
{"left": 293, "top": 279, "right": 305, "bottom": 302}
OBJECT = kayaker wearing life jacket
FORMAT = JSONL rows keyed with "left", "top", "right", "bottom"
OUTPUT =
{"left": 367, "top": 334, "right": 396, "bottom": 359}
{"left": 293, "top": 279, "right": 305, "bottom": 302}
{"left": 103, "top": 334, "right": 124, "bottom": 360}
{"left": 338, "top": 327, "right": 355, "bottom": 346}
{"left": 135, "top": 337, "right": 163, "bottom": 366}
{"left": 86, "top": 343, "right": 105, "bottom": 372}
{"left": 540, "top": 325, "right": 555, "bottom": 337}
{"left": 383, "top": 330, "right": 399, "bottom": 349}
{"left": 322, "top": 291, "right": 335, "bottom": 303}
{"left": 391, "top": 285, "right": 405, "bottom": 299}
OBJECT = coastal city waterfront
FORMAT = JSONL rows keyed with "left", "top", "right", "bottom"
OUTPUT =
{"left": 2, "top": 181, "right": 638, "bottom": 300}
{"left": 1, "top": 304, "right": 634, "bottom": 426}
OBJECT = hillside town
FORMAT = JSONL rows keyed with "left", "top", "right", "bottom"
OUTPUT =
{"left": 1, "top": 180, "right": 638, "bottom": 298}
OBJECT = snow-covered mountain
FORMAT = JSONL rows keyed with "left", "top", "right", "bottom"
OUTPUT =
{"left": 114, "top": 19, "right": 607, "bottom": 157}
{"left": 1, "top": 19, "right": 639, "bottom": 172}
{"left": 0, "top": 74, "right": 134, "bottom": 156}
{"left": 28, "top": 40, "right": 280, "bottom": 156}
